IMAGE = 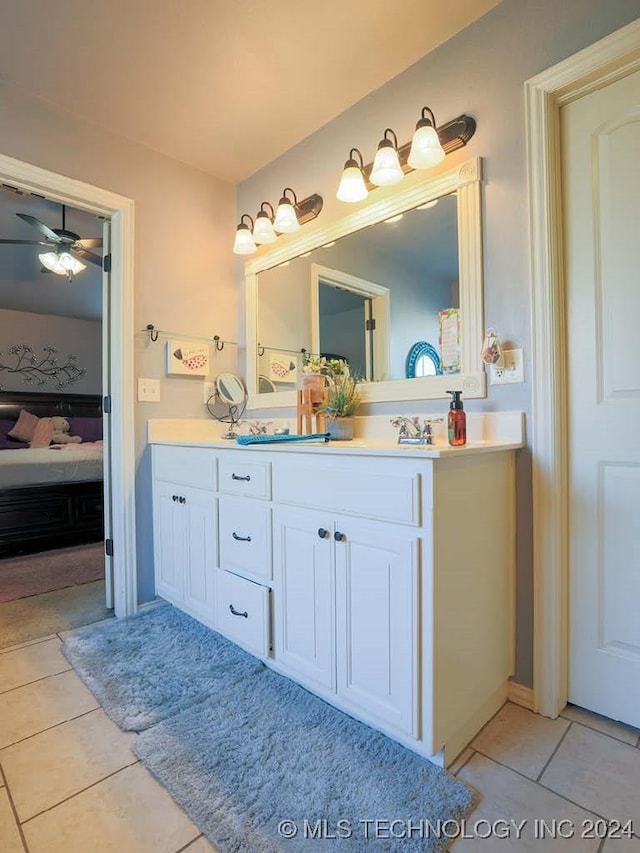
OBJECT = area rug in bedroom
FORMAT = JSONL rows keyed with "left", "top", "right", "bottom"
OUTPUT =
{"left": 62, "top": 606, "right": 476, "bottom": 852}
{"left": 0, "top": 542, "right": 104, "bottom": 603}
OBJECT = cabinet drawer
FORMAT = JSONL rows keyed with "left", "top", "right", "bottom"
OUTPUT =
{"left": 219, "top": 498, "right": 271, "bottom": 581}
{"left": 219, "top": 458, "right": 271, "bottom": 499}
{"left": 273, "top": 459, "right": 421, "bottom": 525}
{"left": 153, "top": 445, "right": 217, "bottom": 490}
{"left": 215, "top": 570, "right": 270, "bottom": 657}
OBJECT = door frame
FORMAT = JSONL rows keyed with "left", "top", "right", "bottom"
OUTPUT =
{"left": 0, "top": 153, "right": 137, "bottom": 618}
{"left": 526, "top": 18, "right": 640, "bottom": 717}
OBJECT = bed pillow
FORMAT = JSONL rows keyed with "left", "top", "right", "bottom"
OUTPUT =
{"left": 7, "top": 409, "right": 40, "bottom": 443}
{"left": 30, "top": 417, "right": 54, "bottom": 448}
{"left": 0, "top": 420, "right": 29, "bottom": 450}
{"left": 68, "top": 416, "right": 103, "bottom": 443}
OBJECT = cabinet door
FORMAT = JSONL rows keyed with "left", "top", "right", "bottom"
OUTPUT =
{"left": 335, "top": 517, "right": 418, "bottom": 737}
{"left": 154, "top": 482, "right": 187, "bottom": 606}
{"left": 273, "top": 506, "right": 334, "bottom": 690}
{"left": 182, "top": 485, "right": 218, "bottom": 626}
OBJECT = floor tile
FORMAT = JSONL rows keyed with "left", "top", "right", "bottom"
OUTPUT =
{"left": 57, "top": 616, "right": 115, "bottom": 641}
{"left": 23, "top": 763, "right": 201, "bottom": 853}
{"left": 0, "top": 787, "right": 24, "bottom": 853}
{"left": 603, "top": 837, "right": 640, "bottom": 852}
{"left": 449, "top": 747, "right": 474, "bottom": 776}
{"left": 541, "top": 724, "right": 640, "bottom": 825}
{"left": 561, "top": 704, "right": 639, "bottom": 746}
{"left": 0, "top": 670, "right": 98, "bottom": 749}
{"left": 183, "top": 837, "right": 219, "bottom": 853}
{"left": 0, "top": 635, "right": 58, "bottom": 655}
{"left": 453, "top": 753, "right": 600, "bottom": 851}
{"left": 1, "top": 708, "right": 137, "bottom": 821}
{"left": 471, "top": 702, "right": 570, "bottom": 780}
{"left": 0, "top": 638, "right": 70, "bottom": 694}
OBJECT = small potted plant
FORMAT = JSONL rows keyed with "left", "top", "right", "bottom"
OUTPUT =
{"left": 318, "top": 361, "right": 361, "bottom": 440}
{"left": 301, "top": 353, "right": 327, "bottom": 403}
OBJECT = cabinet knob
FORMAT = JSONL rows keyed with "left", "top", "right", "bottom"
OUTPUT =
{"left": 229, "top": 604, "right": 248, "bottom": 618}
{"left": 180, "top": 496, "right": 186, "bottom": 504}
{"left": 232, "top": 532, "right": 252, "bottom": 542}
{"left": 172, "top": 495, "right": 178, "bottom": 502}
{"left": 334, "top": 531, "right": 345, "bottom": 542}
{"left": 317, "top": 528, "right": 329, "bottom": 539}
{"left": 231, "top": 473, "right": 251, "bottom": 482}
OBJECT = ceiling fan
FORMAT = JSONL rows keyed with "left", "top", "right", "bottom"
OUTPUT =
{"left": 0, "top": 204, "right": 103, "bottom": 280}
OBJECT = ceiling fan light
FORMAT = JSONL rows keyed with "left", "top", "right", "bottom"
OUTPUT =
{"left": 253, "top": 211, "right": 277, "bottom": 244}
{"left": 273, "top": 198, "right": 299, "bottom": 234}
{"left": 38, "top": 251, "right": 67, "bottom": 275}
{"left": 233, "top": 221, "right": 257, "bottom": 255}
{"left": 67, "top": 256, "right": 87, "bottom": 274}
{"left": 370, "top": 139, "right": 403, "bottom": 186}
{"left": 337, "top": 161, "right": 368, "bottom": 203}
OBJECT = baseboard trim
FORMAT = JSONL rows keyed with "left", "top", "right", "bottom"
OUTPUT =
{"left": 508, "top": 681, "right": 535, "bottom": 710}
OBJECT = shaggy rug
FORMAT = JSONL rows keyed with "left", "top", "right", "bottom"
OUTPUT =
{"left": 0, "top": 542, "right": 104, "bottom": 603}
{"left": 134, "top": 667, "right": 476, "bottom": 852}
{"left": 62, "top": 604, "right": 265, "bottom": 731}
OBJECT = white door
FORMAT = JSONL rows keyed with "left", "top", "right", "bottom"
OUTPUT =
{"left": 334, "top": 516, "right": 418, "bottom": 737}
{"left": 272, "top": 506, "right": 334, "bottom": 690}
{"left": 562, "top": 68, "right": 640, "bottom": 725}
{"left": 182, "top": 486, "right": 218, "bottom": 625}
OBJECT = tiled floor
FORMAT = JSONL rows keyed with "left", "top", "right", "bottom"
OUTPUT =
{"left": 2, "top": 628, "right": 640, "bottom": 852}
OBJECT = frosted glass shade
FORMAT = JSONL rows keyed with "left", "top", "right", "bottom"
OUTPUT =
{"left": 273, "top": 200, "right": 300, "bottom": 233}
{"left": 39, "top": 251, "right": 86, "bottom": 275}
{"left": 336, "top": 164, "right": 368, "bottom": 203}
{"left": 370, "top": 142, "right": 403, "bottom": 186}
{"left": 253, "top": 213, "right": 277, "bottom": 244}
{"left": 408, "top": 124, "right": 445, "bottom": 169}
{"left": 233, "top": 225, "right": 257, "bottom": 255}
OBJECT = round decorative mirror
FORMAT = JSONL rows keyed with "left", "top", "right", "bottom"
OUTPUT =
{"left": 216, "top": 373, "right": 247, "bottom": 406}
{"left": 406, "top": 341, "right": 442, "bottom": 378}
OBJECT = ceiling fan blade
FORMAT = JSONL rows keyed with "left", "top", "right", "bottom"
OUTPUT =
{"left": 0, "top": 238, "right": 50, "bottom": 245}
{"left": 16, "top": 213, "right": 61, "bottom": 242}
{"left": 72, "top": 246, "right": 103, "bottom": 266}
{"left": 74, "top": 237, "right": 103, "bottom": 249}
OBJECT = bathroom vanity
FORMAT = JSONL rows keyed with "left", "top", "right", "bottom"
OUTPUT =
{"left": 149, "top": 415, "right": 522, "bottom": 765}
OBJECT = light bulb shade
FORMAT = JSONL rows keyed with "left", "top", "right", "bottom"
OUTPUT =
{"left": 408, "top": 123, "right": 445, "bottom": 169}
{"left": 38, "top": 251, "right": 86, "bottom": 275}
{"left": 370, "top": 140, "right": 404, "bottom": 186}
{"left": 273, "top": 199, "right": 300, "bottom": 233}
{"left": 233, "top": 223, "right": 257, "bottom": 255}
{"left": 253, "top": 212, "right": 277, "bottom": 244}
{"left": 336, "top": 161, "right": 368, "bottom": 203}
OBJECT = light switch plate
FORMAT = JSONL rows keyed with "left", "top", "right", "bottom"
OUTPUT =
{"left": 138, "top": 378, "right": 161, "bottom": 402}
{"left": 489, "top": 348, "right": 524, "bottom": 385}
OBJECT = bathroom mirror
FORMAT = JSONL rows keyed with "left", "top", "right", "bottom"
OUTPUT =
{"left": 244, "top": 157, "right": 485, "bottom": 409}
{"left": 216, "top": 372, "right": 247, "bottom": 406}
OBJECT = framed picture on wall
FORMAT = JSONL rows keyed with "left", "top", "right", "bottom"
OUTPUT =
{"left": 267, "top": 350, "right": 298, "bottom": 384}
{"left": 166, "top": 340, "right": 210, "bottom": 376}
{"left": 439, "top": 308, "right": 461, "bottom": 374}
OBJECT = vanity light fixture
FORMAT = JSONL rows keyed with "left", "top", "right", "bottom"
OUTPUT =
{"left": 336, "top": 148, "right": 368, "bottom": 203}
{"left": 417, "top": 199, "right": 439, "bottom": 210}
{"left": 384, "top": 214, "right": 404, "bottom": 224}
{"left": 253, "top": 202, "right": 277, "bottom": 245}
{"left": 370, "top": 129, "right": 404, "bottom": 186}
{"left": 233, "top": 191, "right": 323, "bottom": 255}
{"left": 335, "top": 111, "right": 476, "bottom": 203}
{"left": 408, "top": 107, "right": 445, "bottom": 169}
{"left": 233, "top": 214, "right": 257, "bottom": 255}
{"left": 273, "top": 188, "right": 300, "bottom": 234}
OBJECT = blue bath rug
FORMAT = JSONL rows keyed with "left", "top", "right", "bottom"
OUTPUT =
{"left": 61, "top": 604, "right": 264, "bottom": 731}
{"left": 134, "top": 667, "right": 476, "bottom": 852}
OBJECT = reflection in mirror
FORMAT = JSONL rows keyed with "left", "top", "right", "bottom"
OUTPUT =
{"left": 257, "top": 193, "right": 458, "bottom": 392}
{"left": 406, "top": 341, "right": 442, "bottom": 377}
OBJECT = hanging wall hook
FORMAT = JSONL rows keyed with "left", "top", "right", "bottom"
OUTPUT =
{"left": 146, "top": 324, "right": 159, "bottom": 342}
{"left": 213, "top": 335, "right": 225, "bottom": 352}
{"left": 257, "top": 343, "right": 265, "bottom": 357}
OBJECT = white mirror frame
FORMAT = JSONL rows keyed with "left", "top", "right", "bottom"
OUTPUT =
{"left": 244, "top": 156, "right": 485, "bottom": 410}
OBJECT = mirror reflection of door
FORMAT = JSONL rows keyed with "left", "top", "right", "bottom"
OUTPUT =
{"left": 318, "top": 283, "right": 371, "bottom": 380}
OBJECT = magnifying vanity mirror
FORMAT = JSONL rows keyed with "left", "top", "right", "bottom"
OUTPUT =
{"left": 244, "top": 156, "right": 485, "bottom": 409}
{"left": 216, "top": 372, "right": 247, "bottom": 406}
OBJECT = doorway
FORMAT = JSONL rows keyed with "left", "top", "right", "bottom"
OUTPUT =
{"left": 527, "top": 19, "right": 640, "bottom": 720}
{"left": 0, "top": 152, "right": 137, "bottom": 629}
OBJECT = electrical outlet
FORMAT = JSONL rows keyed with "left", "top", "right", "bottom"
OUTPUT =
{"left": 203, "top": 382, "right": 216, "bottom": 403}
{"left": 138, "top": 378, "right": 161, "bottom": 402}
{"left": 489, "top": 348, "right": 524, "bottom": 385}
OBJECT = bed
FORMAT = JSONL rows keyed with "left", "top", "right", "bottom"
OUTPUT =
{"left": 0, "top": 391, "right": 104, "bottom": 558}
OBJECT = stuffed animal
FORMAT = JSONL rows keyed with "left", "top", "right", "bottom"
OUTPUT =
{"left": 50, "top": 416, "right": 82, "bottom": 444}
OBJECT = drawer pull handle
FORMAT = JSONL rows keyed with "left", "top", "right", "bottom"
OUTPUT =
{"left": 180, "top": 496, "right": 186, "bottom": 504}
{"left": 229, "top": 604, "right": 248, "bottom": 618}
{"left": 318, "top": 528, "right": 329, "bottom": 539}
{"left": 231, "top": 473, "right": 251, "bottom": 482}
{"left": 232, "top": 532, "right": 252, "bottom": 542}
{"left": 172, "top": 495, "right": 178, "bottom": 502}
{"left": 334, "top": 531, "right": 345, "bottom": 542}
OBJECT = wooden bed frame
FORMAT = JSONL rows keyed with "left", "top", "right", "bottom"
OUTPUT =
{"left": 0, "top": 391, "right": 104, "bottom": 559}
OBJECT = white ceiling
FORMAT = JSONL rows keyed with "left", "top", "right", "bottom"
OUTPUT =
{"left": 0, "top": 0, "right": 499, "bottom": 182}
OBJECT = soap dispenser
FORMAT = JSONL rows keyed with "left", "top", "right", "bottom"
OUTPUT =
{"left": 446, "top": 390, "right": 466, "bottom": 447}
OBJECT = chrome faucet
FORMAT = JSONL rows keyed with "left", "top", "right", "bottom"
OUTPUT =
{"left": 390, "top": 416, "right": 443, "bottom": 445}
{"left": 247, "top": 421, "right": 272, "bottom": 436}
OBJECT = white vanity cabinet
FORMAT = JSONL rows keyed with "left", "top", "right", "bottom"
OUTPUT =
{"left": 151, "top": 437, "right": 517, "bottom": 765}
